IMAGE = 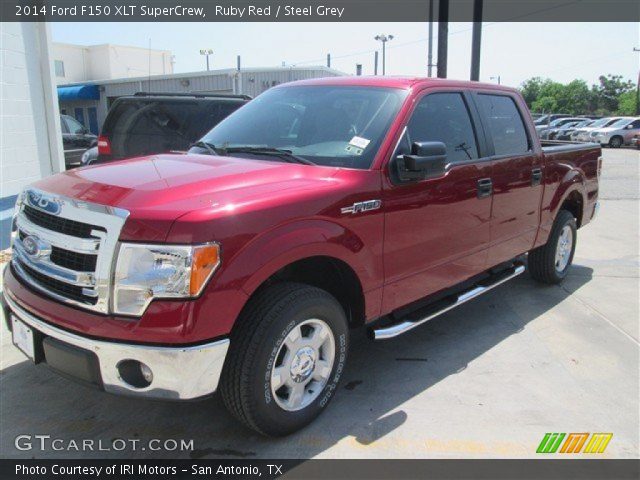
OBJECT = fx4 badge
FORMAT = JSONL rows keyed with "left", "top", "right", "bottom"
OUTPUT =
{"left": 341, "top": 199, "right": 382, "bottom": 215}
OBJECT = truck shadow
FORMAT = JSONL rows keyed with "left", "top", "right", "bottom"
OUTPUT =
{"left": 0, "top": 265, "right": 593, "bottom": 459}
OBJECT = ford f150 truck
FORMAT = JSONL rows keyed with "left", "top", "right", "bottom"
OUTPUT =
{"left": 2, "top": 77, "right": 601, "bottom": 436}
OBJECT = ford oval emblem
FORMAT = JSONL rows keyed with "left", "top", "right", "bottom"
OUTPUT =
{"left": 22, "top": 235, "right": 40, "bottom": 256}
{"left": 25, "top": 189, "right": 62, "bottom": 216}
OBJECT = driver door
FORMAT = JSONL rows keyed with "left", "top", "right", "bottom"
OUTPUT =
{"left": 381, "top": 90, "right": 493, "bottom": 312}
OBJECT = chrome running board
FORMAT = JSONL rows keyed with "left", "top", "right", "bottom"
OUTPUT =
{"left": 371, "top": 263, "right": 526, "bottom": 340}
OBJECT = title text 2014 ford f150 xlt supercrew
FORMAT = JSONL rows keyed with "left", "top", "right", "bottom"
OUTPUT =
{"left": 3, "top": 77, "right": 601, "bottom": 436}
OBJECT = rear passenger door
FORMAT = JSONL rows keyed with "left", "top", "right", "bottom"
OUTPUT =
{"left": 474, "top": 93, "right": 544, "bottom": 266}
{"left": 382, "top": 90, "right": 493, "bottom": 312}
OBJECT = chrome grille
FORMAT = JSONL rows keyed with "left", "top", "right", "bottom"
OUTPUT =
{"left": 10, "top": 188, "right": 129, "bottom": 314}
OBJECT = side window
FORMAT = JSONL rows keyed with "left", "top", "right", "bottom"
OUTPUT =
{"left": 478, "top": 94, "right": 529, "bottom": 156}
{"left": 407, "top": 93, "right": 479, "bottom": 163}
{"left": 630, "top": 119, "right": 640, "bottom": 128}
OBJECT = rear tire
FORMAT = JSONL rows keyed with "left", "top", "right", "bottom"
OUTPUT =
{"left": 609, "top": 136, "right": 623, "bottom": 148}
{"left": 528, "top": 210, "right": 577, "bottom": 284}
{"left": 220, "top": 282, "right": 348, "bottom": 436}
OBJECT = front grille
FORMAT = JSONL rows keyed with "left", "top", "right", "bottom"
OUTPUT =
{"left": 50, "top": 247, "right": 97, "bottom": 272}
{"left": 23, "top": 205, "right": 105, "bottom": 238}
{"left": 18, "top": 263, "right": 97, "bottom": 305}
{"left": 12, "top": 188, "right": 129, "bottom": 314}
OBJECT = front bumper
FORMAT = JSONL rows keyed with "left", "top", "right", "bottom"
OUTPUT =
{"left": 4, "top": 291, "right": 229, "bottom": 400}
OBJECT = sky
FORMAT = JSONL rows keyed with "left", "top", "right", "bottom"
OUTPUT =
{"left": 51, "top": 22, "right": 639, "bottom": 88}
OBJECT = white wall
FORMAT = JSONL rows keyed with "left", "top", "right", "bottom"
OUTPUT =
{"left": 53, "top": 43, "right": 173, "bottom": 84}
{"left": 1, "top": 22, "right": 64, "bottom": 199}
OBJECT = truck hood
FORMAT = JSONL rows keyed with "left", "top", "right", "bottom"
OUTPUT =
{"left": 32, "top": 153, "right": 340, "bottom": 241}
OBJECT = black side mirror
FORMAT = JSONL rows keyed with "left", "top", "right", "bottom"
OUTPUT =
{"left": 396, "top": 141, "right": 448, "bottom": 181}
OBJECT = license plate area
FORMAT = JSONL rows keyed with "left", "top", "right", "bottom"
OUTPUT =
{"left": 12, "top": 316, "right": 35, "bottom": 362}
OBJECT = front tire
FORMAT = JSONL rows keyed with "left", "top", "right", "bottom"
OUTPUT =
{"left": 528, "top": 209, "right": 577, "bottom": 284}
{"left": 220, "top": 282, "right": 348, "bottom": 436}
{"left": 609, "top": 136, "right": 623, "bottom": 148}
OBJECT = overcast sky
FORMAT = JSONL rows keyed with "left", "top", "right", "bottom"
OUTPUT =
{"left": 51, "top": 22, "right": 639, "bottom": 88}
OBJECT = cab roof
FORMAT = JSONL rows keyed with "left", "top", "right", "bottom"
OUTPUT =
{"left": 283, "top": 75, "right": 519, "bottom": 93}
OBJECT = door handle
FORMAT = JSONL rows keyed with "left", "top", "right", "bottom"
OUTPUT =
{"left": 532, "top": 167, "right": 543, "bottom": 186}
{"left": 477, "top": 178, "right": 492, "bottom": 199}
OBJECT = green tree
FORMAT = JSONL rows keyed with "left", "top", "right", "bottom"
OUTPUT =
{"left": 617, "top": 90, "right": 638, "bottom": 115}
{"left": 593, "top": 74, "right": 635, "bottom": 112}
{"left": 532, "top": 96, "right": 558, "bottom": 113}
{"left": 520, "top": 77, "right": 545, "bottom": 108}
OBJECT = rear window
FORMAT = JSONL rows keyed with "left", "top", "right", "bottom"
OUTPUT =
{"left": 101, "top": 98, "right": 244, "bottom": 159}
{"left": 478, "top": 94, "right": 530, "bottom": 156}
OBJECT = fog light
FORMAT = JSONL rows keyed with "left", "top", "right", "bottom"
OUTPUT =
{"left": 117, "top": 359, "right": 153, "bottom": 388}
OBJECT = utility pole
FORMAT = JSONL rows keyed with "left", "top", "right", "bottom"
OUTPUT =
{"left": 374, "top": 51, "right": 379, "bottom": 75}
{"left": 437, "top": 0, "right": 449, "bottom": 78}
{"left": 427, "top": 0, "right": 434, "bottom": 76}
{"left": 374, "top": 34, "right": 394, "bottom": 75}
{"left": 327, "top": 53, "right": 331, "bottom": 68}
{"left": 199, "top": 49, "right": 213, "bottom": 71}
{"left": 470, "top": 0, "right": 483, "bottom": 81}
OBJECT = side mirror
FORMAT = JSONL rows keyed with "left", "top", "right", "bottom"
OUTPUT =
{"left": 626, "top": 124, "right": 634, "bottom": 130}
{"left": 396, "top": 141, "right": 448, "bottom": 181}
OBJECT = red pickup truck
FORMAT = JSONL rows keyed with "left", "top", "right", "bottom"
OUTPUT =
{"left": 3, "top": 77, "right": 600, "bottom": 436}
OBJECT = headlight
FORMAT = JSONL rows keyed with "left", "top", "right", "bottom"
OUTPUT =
{"left": 113, "top": 242, "right": 220, "bottom": 316}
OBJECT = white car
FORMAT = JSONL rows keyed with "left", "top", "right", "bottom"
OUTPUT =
{"left": 572, "top": 117, "right": 622, "bottom": 142}
{"left": 592, "top": 117, "right": 640, "bottom": 148}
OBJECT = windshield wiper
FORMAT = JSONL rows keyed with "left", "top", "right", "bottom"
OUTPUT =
{"left": 222, "top": 146, "right": 316, "bottom": 166}
{"left": 190, "top": 140, "right": 222, "bottom": 156}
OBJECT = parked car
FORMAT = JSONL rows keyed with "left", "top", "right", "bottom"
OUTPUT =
{"left": 92, "top": 92, "right": 250, "bottom": 164}
{"left": 543, "top": 120, "right": 582, "bottom": 140}
{"left": 552, "top": 120, "right": 594, "bottom": 141}
{"left": 3, "top": 77, "right": 601, "bottom": 436}
{"left": 592, "top": 117, "right": 640, "bottom": 148}
{"left": 572, "top": 117, "right": 623, "bottom": 142}
{"left": 533, "top": 113, "right": 571, "bottom": 126}
{"left": 61, "top": 114, "right": 97, "bottom": 167}
{"left": 536, "top": 117, "right": 584, "bottom": 137}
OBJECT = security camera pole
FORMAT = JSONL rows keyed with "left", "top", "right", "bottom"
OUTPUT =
{"left": 199, "top": 49, "right": 213, "bottom": 71}
{"left": 374, "top": 34, "right": 394, "bottom": 75}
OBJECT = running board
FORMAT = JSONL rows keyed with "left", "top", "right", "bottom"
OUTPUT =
{"left": 371, "top": 263, "right": 526, "bottom": 340}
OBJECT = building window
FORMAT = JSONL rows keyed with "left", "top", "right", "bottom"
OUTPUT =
{"left": 54, "top": 60, "right": 65, "bottom": 77}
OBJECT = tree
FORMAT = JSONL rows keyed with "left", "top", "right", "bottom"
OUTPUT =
{"left": 532, "top": 96, "right": 558, "bottom": 113}
{"left": 593, "top": 74, "right": 634, "bottom": 112}
{"left": 520, "top": 77, "right": 545, "bottom": 108}
{"left": 617, "top": 90, "right": 638, "bottom": 115}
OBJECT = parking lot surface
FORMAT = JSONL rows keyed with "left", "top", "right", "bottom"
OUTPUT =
{"left": 1, "top": 148, "right": 638, "bottom": 459}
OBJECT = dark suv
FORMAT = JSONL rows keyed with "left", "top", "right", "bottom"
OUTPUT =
{"left": 83, "top": 92, "right": 250, "bottom": 165}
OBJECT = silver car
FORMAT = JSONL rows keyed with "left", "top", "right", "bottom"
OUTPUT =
{"left": 592, "top": 117, "right": 640, "bottom": 148}
{"left": 572, "top": 117, "right": 622, "bottom": 142}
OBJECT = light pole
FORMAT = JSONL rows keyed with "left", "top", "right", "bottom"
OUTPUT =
{"left": 199, "top": 49, "right": 213, "bottom": 71}
{"left": 374, "top": 34, "right": 394, "bottom": 75}
{"left": 490, "top": 75, "right": 501, "bottom": 85}
{"left": 634, "top": 48, "right": 639, "bottom": 115}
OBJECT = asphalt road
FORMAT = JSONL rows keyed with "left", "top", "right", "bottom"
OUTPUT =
{"left": 1, "top": 148, "right": 638, "bottom": 459}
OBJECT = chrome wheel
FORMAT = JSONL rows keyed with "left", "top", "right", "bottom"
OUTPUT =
{"left": 555, "top": 225, "right": 573, "bottom": 272}
{"left": 270, "top": 319, "right": 335, "bottom": 412}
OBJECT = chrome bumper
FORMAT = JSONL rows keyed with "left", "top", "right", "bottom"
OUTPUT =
{"left": 5, "top": 292, "right": 229, "bottom": 400}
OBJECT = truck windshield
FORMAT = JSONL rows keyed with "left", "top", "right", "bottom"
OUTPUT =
{"left": 197, "top": 86, "right": 408, "bottom": 169}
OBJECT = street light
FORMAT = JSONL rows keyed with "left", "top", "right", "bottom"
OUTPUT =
{"left": 374, "top": 34, "right": 394, "bottom": 75}
{"left": 199, "top": 49, "right": 213, "bottom": 71}
{"left": 490, "top": 75, "right": 501, "bottom": 85}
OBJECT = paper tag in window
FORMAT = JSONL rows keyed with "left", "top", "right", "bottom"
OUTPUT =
{"left": 349, "top": 136, "right": 371, "bottom": 149}
{"left": 345, "top": 145, "right": 364, "bottom": 156}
